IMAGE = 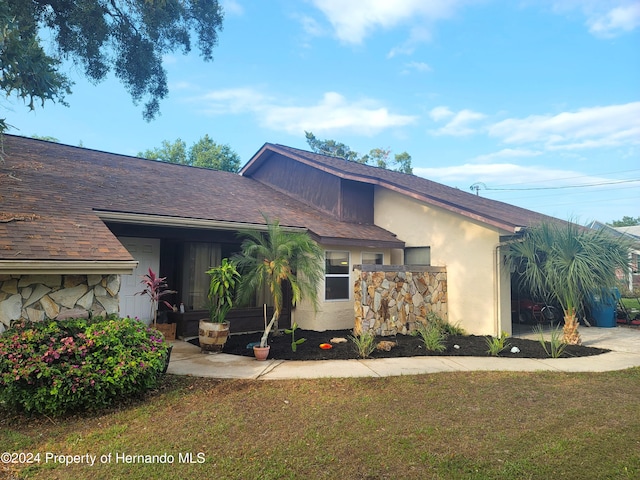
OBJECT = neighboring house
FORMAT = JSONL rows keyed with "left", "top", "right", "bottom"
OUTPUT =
{"left": 588, "top": 221, "right": 640, "bottom": 292}
{"left": 1, "top": 135, "right": 558, "bottom": 336}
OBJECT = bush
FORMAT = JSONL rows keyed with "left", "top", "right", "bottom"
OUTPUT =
{"left": 349, "top": 331, "right": 377, "bottom": 359}
{"left": 0, "top": 316, "right": 169, "bottom": 416}
{"left": 413, "top": 321, "right": 446, "bottom": 352}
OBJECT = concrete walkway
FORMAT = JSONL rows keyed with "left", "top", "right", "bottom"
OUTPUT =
{"left": 166, "top": 325, "right": 640, "bottom": 380}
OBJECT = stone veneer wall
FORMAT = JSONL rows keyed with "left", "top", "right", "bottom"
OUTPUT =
{"left": 354, "top": 265, "right": 447, "bottom": 336}
{"left": 0, "top": 274, "right": 120, "bottom": 333}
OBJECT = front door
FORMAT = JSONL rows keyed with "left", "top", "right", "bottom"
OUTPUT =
{"left": 119, "top": 237, "right": 160, "bottom": 323}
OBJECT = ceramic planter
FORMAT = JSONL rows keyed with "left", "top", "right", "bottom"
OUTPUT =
{"left": 253, "top": 345, "right": 271, "bottom": 361}
{"left": 198, "top": 320, "right": 230, "bottom": 353}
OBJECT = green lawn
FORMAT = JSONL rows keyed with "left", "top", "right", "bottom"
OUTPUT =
{"left": 2, "top": 369, "right": 640, "bottom": 480}
{"left": 621, "top": 297, "right": 640, "bottom": 311}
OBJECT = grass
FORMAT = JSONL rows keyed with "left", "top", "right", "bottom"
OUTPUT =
{"left": 621, "top": 297, "right": 640, "bottom": 311}
{"left": 2, "top": 369, "right": 640, "bottom": 480}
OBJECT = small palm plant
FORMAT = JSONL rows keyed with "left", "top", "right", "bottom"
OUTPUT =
{"left": 233, "top": 215, "right": 324, "bottom": 348}
{"left": 205, "top": 258, "right": 240, "bottom": 324}
{"left": 136, "top": 268, "right": 176, "bottom": 326}
{"left": 506, "top": 221, "right": 631, "bottom": 345}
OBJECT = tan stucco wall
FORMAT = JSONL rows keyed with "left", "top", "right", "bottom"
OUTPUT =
{"left": 293, "top": 245, "right": 393, "bottom": 332}
{"left": 373, "top": 187, "right": 512, "bottom": 336}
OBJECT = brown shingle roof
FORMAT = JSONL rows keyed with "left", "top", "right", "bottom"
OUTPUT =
{"left": 0, "top": 135, "right": 402, "bottom": 264}
{"left": 243, "top": 143, "right": 560, "bottom": 233}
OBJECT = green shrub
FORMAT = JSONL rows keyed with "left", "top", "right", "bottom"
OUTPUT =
{"left": 0, "top": 316, "right": 169, "bottom": 416}
{"left": 413, "top": 321, "right": 446, "bottom": 352}
{"left": 533, "top": 325, "right": 567, "bottom": 358}
{"left": 426, "top": 311, "right": 465, "bottom": 336}
{"left": 349, "top": 331, "right": 377, "bottom": 358}
{"left": 485, "top": 331, "right": 511, "bottom": 356}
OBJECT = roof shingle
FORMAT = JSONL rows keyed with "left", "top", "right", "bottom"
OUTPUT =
{"left": 0, "top": 135, "right": 402, "bottom": 263}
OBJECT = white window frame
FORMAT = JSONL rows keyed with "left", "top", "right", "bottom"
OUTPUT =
{"left": 325, "top": 250, "right": 351, "bottom": 301}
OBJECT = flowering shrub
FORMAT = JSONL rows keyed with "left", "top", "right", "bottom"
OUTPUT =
{"left": 0, "top": 315, "right": 169, "bottom": 416}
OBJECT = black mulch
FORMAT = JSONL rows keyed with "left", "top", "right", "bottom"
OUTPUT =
{"left": 188, "top": 329, "right": 610, "bottom": 361}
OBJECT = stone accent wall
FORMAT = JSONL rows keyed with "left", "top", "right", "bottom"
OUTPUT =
{"left": 354, "top": 265, "right": 447, "bottom": 336}
{"left": 0, "top": 274, "right": 120, "bottom": 332}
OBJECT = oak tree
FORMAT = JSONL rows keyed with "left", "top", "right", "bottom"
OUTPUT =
{"left": 1, "top": 0, "right": 224, "bottom": 131}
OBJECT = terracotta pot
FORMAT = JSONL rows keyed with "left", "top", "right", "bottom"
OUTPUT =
{"left": 198, "top": 320, "right": 230, "bottom": 353}
{"left": 253, "top": 345, "right": 271, "bottom": 361}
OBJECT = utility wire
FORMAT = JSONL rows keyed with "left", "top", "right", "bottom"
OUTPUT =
{"left": 471, "top": 178, "right": 639, "bottom": 192}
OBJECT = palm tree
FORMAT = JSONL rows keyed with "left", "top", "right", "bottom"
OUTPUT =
{"left": 233, "top": 215, "right": 324, "bottom": 348}
{"left": 506, "top": 221, "right": 631, "bottom": 344}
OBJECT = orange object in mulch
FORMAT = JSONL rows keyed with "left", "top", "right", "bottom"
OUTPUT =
{"left": 319, "top": 343, "right": 333, "bottom": 349}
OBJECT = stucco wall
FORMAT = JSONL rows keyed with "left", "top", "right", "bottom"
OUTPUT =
{"left": 294, "top": 245, "right": 393, "bottom": 331}
{"left": 373, "top": 187, "right": 512, "bottom": 336}
{"left": 0, "top": 274, "right": 120, "bottom": 332}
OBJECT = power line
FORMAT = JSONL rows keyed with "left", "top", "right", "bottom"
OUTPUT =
{"left": 471, "top": 178, "right": 640, "bottom": 193}
{"left": 488, "top": 169, "right": 640, "bottom": 188}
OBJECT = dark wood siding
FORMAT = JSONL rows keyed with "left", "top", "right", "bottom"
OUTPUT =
{"left": 249, "top": 153, "right": 341, "bottom": 218}
{"left": 340, "top": 179, "right": 374, "bottom": 224}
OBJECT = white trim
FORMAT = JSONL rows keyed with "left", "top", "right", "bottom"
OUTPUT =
{"left": 95, "top": 211, "right": 307, "bottom": 233}
{"left": 0, "top": 260, "right": 138, "bottom": 275}
{"left": 325, "top": 250, "right": 351, "bottom": 301}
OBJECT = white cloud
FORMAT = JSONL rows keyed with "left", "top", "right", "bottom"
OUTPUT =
{"left": 414, "top": 163, "right": 605, "bottom": 190}
{"left": 429, "top": 108, "right": 486, "bottom": 136}
{"left": 297, "top": 14, "right": 326, "bottom": 37}
{"left": 549, "top": 0, "right": 640, "bottom": 37}
{"left": 488, "top": 102, "right": 640, "bottom": 149}
{"left": 387, "top": 25, "right": 433, "bottom": 57}
{"left": 260, "top": 92, "right": 417, "bottom": 135}
{"left": 221, "top": 0, "right": 244, "bottom": 16}
{"left": 588, "top": 2, "right": 640, "bottom": 36}
{"left": 401, "top": 62, "right": 433, "bottom": 75}
{"left": 192, "top": 88, "right": 417, "bottom": 136}
{"left": 471, "top": 148, "right": 543, "bottom": 163}
{"left": 429, "top": 106, "right": 454, "bottom": 121}
{"left": 310, "top": 0, "right": 464, "bottom": 44}
{"left": 197, "top": 88, "right": 271, "bottom": 115}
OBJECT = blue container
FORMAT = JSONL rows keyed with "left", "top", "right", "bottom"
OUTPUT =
{"left": 589, "top": 288, "right": 620, "bottom": 328}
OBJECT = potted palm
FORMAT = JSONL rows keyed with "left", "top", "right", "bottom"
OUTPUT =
{"left": 234, "top": 215, "right": 323, "bottom": 360}
{"left": 506, "top": 221, "right": 631, "bottom": 345}
{"left": 199, "top": 258, "right": 240, "bottom": 353}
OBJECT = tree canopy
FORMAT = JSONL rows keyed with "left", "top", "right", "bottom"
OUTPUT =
{"left": 305, "top": 131, "right": 413, "bottom": 175}
{"left": 608, "top": 216, "right": 640, "bottom": 227}
{"left": 138, "top": 135, "right": 241, "bottom": 172}
{"left": 0, "top": 0, "right": 224, "bottom": 131}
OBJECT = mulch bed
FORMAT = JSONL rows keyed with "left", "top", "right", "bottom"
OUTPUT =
{"left": 196, "top": 329, "right": 610, "bottom": 361}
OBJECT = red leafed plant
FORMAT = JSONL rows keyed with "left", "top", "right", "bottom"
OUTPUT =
{"left": 136, "top": 268, "right": 176, "bottom": 326}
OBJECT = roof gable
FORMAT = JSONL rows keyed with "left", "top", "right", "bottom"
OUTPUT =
{"left": 242, "top": 143, "right": 561, "bottom": 233}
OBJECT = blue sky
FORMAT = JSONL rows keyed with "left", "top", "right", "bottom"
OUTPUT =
{"left": 5, "top": 0, "right": 639, "bottom": 224}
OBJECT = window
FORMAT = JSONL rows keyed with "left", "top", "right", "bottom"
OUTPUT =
{"left": 181, "top": 242, "right": 221, "bottom": 310}
{"left": 405, "top": 247, "right": 431, "bottom": 265}
{"left": 362, "top": 252, "right": 383, "bottom": 265}
{"left": 325, "top": 251, "right": 350, "bottom": 300}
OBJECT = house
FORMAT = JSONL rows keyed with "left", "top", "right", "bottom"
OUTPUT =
{"left": 0, "top": 135, "right": 558, "bottom": 337}
{"left": 588, "top": 221, "right": 640, "bottom": 292}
